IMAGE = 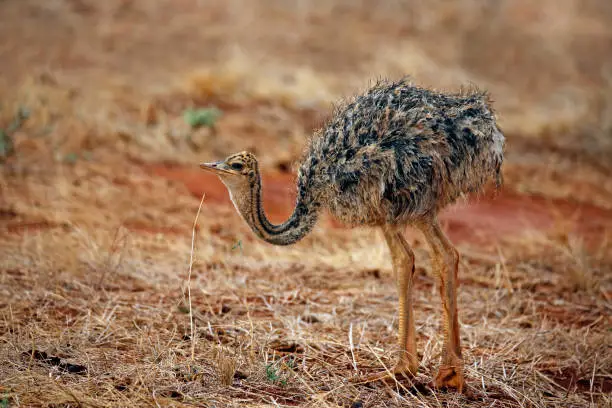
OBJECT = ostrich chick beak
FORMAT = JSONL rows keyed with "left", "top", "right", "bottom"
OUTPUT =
{"left": 199, "top": 161, "right": 234, "bottom": 175}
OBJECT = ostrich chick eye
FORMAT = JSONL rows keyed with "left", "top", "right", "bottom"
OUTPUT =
{"left": 230, "top": 162, "right": 244, "bottom": 171}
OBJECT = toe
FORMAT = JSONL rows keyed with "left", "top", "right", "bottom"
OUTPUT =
{"left": 434, "top": 365, "right": 465, "bottom": 392}
{"left": 395, "top": 362, "right": 418, "bottom": 378}
{"left": 350, "top": 370, "right": 393, "bottom": 384}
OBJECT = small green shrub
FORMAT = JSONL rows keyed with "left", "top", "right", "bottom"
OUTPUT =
{"left": 183, "top": 107, "right": 222, "bottom": 129}
{"left": 0, "top": 106, "right": 30, "bottom": 159}
{"left": 265, "top": 363, "right": 288, "bottom": 386}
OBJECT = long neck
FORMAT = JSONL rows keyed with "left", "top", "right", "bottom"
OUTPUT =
{"left": 233, "top": 172, "right": 320, "bottom": 246}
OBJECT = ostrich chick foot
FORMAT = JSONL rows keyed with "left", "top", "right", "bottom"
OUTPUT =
{"left": 434, "top": 362, "right": 465, "bottom": 393}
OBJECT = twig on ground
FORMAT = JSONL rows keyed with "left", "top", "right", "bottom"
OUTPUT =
{"left": 188, "top": 193, "right": 206, "bottom": 361}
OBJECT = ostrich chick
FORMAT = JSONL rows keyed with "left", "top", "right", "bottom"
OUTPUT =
{"left": 200, "top": 78, "right": 505, "bottom": 391}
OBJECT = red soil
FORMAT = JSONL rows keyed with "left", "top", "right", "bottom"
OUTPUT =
{"left": 149, "top": 164, "right": 297, "bottom": 224}
{"left": 6, "top": 163, "right": 609, "bottom": 245}
{"left": 149, "top": 164, "right": 612, "bottom": 245}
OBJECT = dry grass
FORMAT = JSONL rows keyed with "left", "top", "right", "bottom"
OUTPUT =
{"left": 1, "top": 1, "right": 612, "bottom": 407}
{"left": 1, "top": 212, "right": 611, "bottom": 407}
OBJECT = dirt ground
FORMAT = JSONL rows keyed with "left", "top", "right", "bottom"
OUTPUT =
{"left": 1, "top": 1, "right": 611, "bottom": 407}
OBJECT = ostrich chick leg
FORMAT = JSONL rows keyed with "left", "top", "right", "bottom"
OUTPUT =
{"left": 358, "top": 226, "right": 418, "bottom": 383}
{"left": 419, "top": 217, "right": 464, "bottom": 392}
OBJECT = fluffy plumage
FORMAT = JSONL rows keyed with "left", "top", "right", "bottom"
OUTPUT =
{"left": 299, "top": 78, "right": 504, "bottom": 227}
{"left": 201, "top": 77, "right": 506, "bottom": 391}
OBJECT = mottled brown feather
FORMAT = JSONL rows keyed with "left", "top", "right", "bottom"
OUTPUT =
{"left": 208, "top": 78, "right": 505, "bottom": 245}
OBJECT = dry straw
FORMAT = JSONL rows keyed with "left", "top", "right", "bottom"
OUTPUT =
{"left": 187, "top": 193, "right": 206, "bottom": 361}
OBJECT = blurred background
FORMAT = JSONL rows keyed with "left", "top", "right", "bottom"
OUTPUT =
{"left": 1, "top": 0, "right": 611, "bottom": 196}
{"left": 1, "top": 1, "right": 611, "bottom": 407}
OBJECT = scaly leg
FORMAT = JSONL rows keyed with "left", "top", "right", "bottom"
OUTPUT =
{"left": 418, "top": 216, "right": 464, "bottom": 392}
{"left": 356, "top": 225, "right": 418, "bottom": 383}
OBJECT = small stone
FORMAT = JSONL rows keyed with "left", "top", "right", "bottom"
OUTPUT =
{"left": 233, "top": 370, "right": 248, "bottom": 380}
